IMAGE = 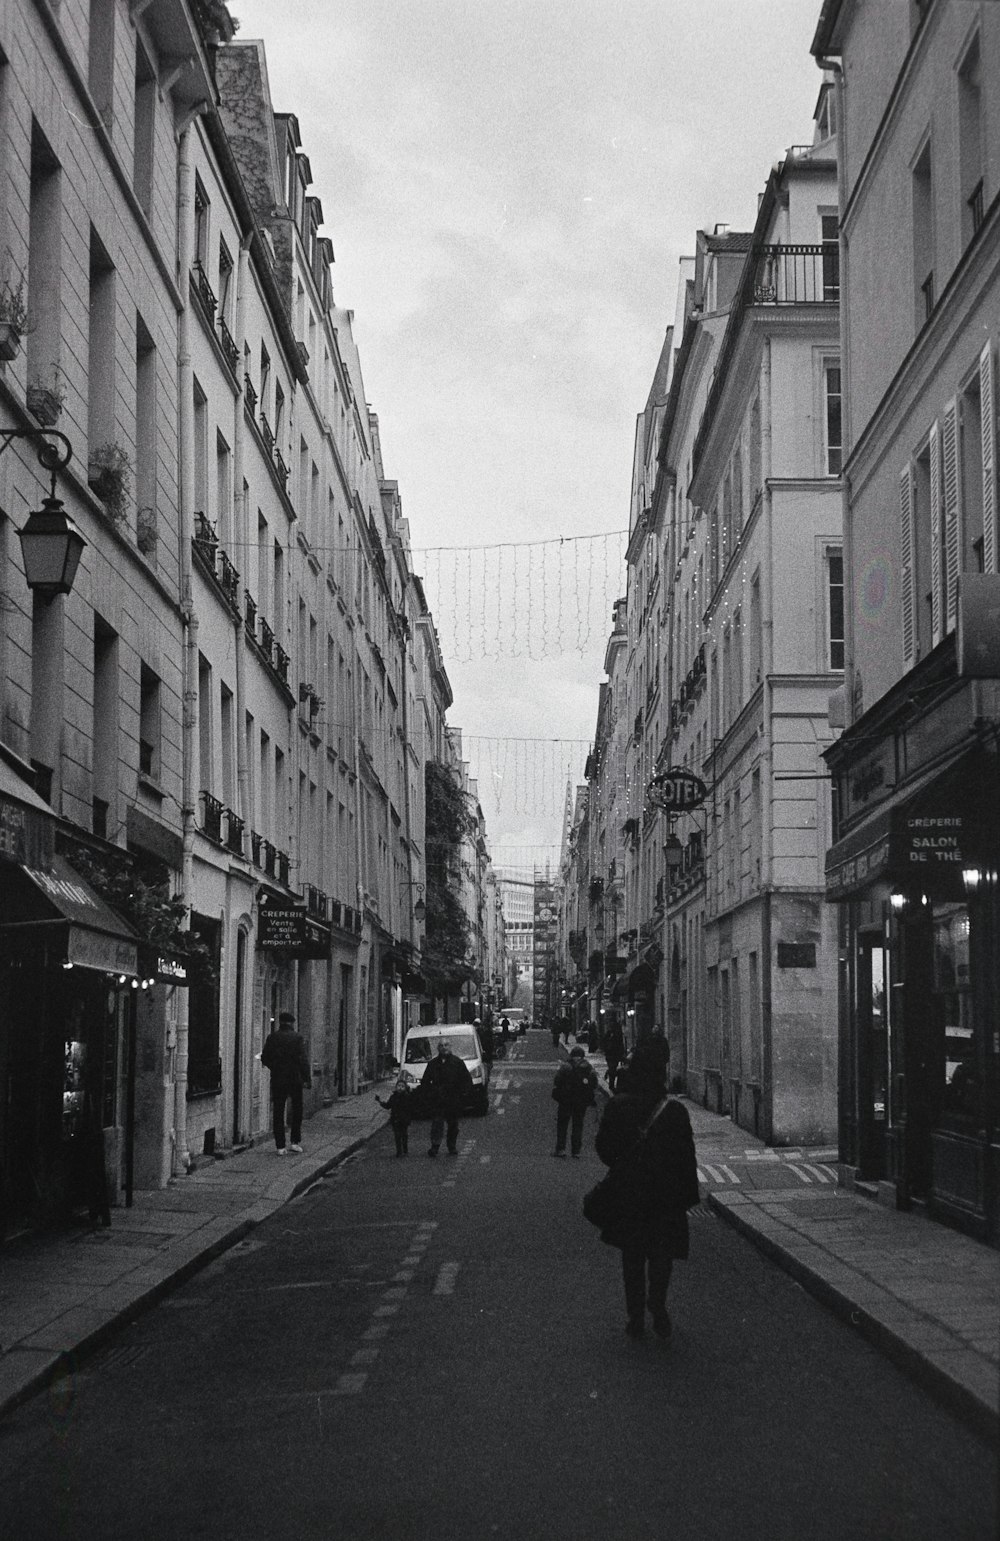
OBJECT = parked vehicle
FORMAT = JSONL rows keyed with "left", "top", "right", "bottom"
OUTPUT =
{"left": 500, "top": 1007, "right": 530, "bottom": 1035}
{"left": 398, "top": 1023, "right": 490, "bottom": 1115}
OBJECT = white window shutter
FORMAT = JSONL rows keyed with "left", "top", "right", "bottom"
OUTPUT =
{"left": 981, "top": 341, "right": 998, "bottom": 575}
{"left": 899, "top": 465, "right": 915, "bottom": 670}
{"left": 942, "top": 399, "right": 960, "bottom": 634}
{"left": 929, "top": 420, "right": 942, "bottom": 647}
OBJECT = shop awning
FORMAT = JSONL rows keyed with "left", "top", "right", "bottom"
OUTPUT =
{"left": 0, "top": 753, "right": 55, "bottom": 867}
{"left": 0, "top": 854, "right": 138, "bottom": 974}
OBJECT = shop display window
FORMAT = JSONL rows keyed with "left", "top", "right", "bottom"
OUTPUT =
{"left": 933, "top": 904, "right": 978, "bottom": 1118}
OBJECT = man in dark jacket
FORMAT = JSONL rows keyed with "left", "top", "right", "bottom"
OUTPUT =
{"left": 594, "top": 1040, "right": 699, "bottom": 1340}
{"left": 261, "top": 1011, "right": 312, "bottom": 1154}
{"left": 551, "top": 1045, "right": 599, "bottom": 1157}
{"left": 421, "top": 1038, "right": 474, "bottom": 1156}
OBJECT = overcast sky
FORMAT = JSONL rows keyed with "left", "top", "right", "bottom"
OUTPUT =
{"left": 231, "top": 0, "right": 824, "bottom": 872}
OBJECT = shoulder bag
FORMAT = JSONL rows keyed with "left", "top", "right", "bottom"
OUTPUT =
{"left": 582, "top": 1097, "right": 671, "bottom": 1239}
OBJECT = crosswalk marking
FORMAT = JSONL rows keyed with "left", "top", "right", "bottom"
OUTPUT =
{"left": 789, "top": 1163, "right": 812, "bottom": 1183}
{"left": 803, "top": 1163, "right": 831, "bottom": 1183}
{"left": 433, "top": 1262, "right": 461, "bottom": 1296}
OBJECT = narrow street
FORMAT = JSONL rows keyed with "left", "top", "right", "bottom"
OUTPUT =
{"left": 0, "top": 1034, "right": 994, "bottom": 1541}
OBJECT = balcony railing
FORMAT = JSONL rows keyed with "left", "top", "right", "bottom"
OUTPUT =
{"left": 201, "top": 790, "right": 223, "bottom": 842}
{"left": 244, "top": 590, "right": 257, "bottom": 637}
{"left": 192, "top": 262, "right": 217, "bottom": 321}
{"left": 274, "top": 446, "right": 290, "bottom": 484}
{"left": 193, "top": 510, "right": 217, "bottom": 563}
{"left": 262, "top": 839, "right": 276, "bottom": 877}
{"left": 306, "top": 885, "right": 328, "bottom": 919}
{"left": 244, "top": 374, "right": 258, "bottom": 412}
{"left": 225, "top": 807, "right": 244, "bottom": 855}
{"left": 250, "top": 829, "right": 263, "bottom": 866}
{"left": 218, "top": 316, "right": 240, "bottom": 376}
{"left": 219, "top": 550, "right": 240, "bottom": 607}
{"left": 277, "top": 850, "right": 290, "bottom": 885}
{"left": 969, "top": 178, "right": 984, "bottom": 236}
{"left": 259, "top": 618, "right": 274, "bottom": 661}
{"left": 752, "top": 244, "right": 839, "bottom": 305}
{"left": 260, "top": 413, "right": 275, "bottom": 454}
{"left": 274, "top": 643, "right": 290, "bottom": 683}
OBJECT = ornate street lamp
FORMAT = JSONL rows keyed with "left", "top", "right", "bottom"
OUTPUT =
{"left": 402, "top": 878, "right": 426, "bottom": 924}
{"left": 0, "top": 428, "right": 85, "bottom": 600}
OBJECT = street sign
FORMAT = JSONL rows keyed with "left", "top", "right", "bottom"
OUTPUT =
{"left": 646, "top": 769, "right": 708, "bottom": 811}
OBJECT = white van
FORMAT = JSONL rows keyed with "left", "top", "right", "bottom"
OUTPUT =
{"left": 498, "top": 1007, "right": 529, "bottom": 1033}
{"left": 398, "top": 1023, "right": 490, "bottom": 1115}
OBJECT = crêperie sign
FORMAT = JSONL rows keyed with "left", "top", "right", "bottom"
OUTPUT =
{"left": 646, "top": 769, "right": 708, "bottom": 812}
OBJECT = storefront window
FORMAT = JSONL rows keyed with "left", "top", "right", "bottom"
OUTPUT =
{"left": 934, "top": 904, "right": 978, "bottom": 1118}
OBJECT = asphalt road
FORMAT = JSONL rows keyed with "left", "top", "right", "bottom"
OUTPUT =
{"left": 0, "top": 1033, "right": 995, "bottom": 1541}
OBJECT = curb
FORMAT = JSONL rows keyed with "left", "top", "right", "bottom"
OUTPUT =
{"left": 707, "top": 1190, "right": 998, "bottom": 1446}
{"left": 0, "top": 1131, "right": 379, "bottom": 1423}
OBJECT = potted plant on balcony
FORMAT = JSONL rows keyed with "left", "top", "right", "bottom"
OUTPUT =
{"left": 27, "top": 366, "right": 66, "bottom": 427}
{"left": 0, "top": 266, "right": 30, "bottom": 362}
{"left": 88, "top": 441, "right": 132, "bottom": 524}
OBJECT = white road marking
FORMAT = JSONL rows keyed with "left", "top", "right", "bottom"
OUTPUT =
{"left": 720, "top": 1165, "right": 740, "bottom": 1183}
{"left": 333, "top": 1373, "right": 367, "bottom": 1395}
{"left": 373, "top": 1304, "right": 400, "bottom": 1318}
{"left": 745, "top": 1150, "right": 779, "bottom": 1161}
{"left": 702, "top": 1164, "right": 724, "bottom": 1183}
{"left": 510, "top": 1095, "right": 521, "bottom": 1104}
{"left": 820, "top": 1164, "right": 839, "bottom": 1180}
{"left": 381, "top": 1287, "right": 407, "bottom": 1301}
{"left": 442, "top": 1179, "right": 456, "bottom": 1187}
{"left": 362, "top": 1323, "right": 390, "bottom": 1340}
{"left": 803, "top": 1164, "right": 831, "bottom": 1183}
{"left": 479, "top": 1154, "right": 491, "bottom": 1164}
{"left": 433, "top": 1262, "right": 461, "bottom": 1296}
{"left": 496, "top": 1107, "right": 506, "bottom": 1116}
{"left": 401, "top": 1255, "right": 421, "bottom": 1267}
{"left": 350, "top": 1348, "right": 379, "bottom": 1367}
{"left": 393, "top": 1270, "right": 414, "bottom": 1282}
{"left": 789, "top": 1164, "right": 812, "bottom": 1183}
{"left": 493, "top": 1094, "right": 505, "bottom": 1109}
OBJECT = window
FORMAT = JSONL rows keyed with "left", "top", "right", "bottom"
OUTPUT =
{"left": 749, "top": 569, "right": 762, "bottom": 684}
{"left": 193, "top": 378, "right": 208, "bottom": 515}
{"left": 824, "top": 361, "right": 842, "bottom": 474}
{"left": 133, "top": 40, "right": 156, "bottom": 214}
{"left": 135, "top": 313, "right": 156, "bottom": 552}
{"left": 821, "top": 213, "right": 840, "bottom": 301}
{"left": 198, "top": 653, "right": 212, "bottom": 792}
{"left": 958, "top": 34, "right": 983, "bottom": 248}
{"left": 93, "top": 617, "right": 118, "bottom": 832}
{"left": 187, "top": 914, "right": 222, "bottom": 1095}
{"left": 216, "top": 432, "right": 231, "bottom": 546}
{"left": 220, "top": 683, "right": 234, "bottom": 806}
{"left": 27, "top": 122, "right": 61, "bottom": 395}
{"left": 259, "top": 343, "right": 271, "bottom": 419}
{"left": 748, "top": 395, "right": 761, "bottom": 504}
{"left": 827, "top": 549, "right": 844, "bottom": 670}
{"left": 88, "top": 0, "right": 115, "bottom": 134}
{"left": 912, "top": 139, "right": 934, "bottom": 328}
{"left": 218, "top": 238, "right": 234, "bottom": 324}
{"left": 139, "top": 662, "right": 160, "bottom": 781}
{"left": 193, "top": 176, "right": 209, "bottom": 267}
{"left": 87, "top": 228, "right": 116, "bottom": 461}
{"left": 959, "top": 371, "right": 984, "bottom": 575}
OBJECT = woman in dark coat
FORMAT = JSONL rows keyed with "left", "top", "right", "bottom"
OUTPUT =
{"left": 594, "top": 1041, "right": 699, "bottom": 1340}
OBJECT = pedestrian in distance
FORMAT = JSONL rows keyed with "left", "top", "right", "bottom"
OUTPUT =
{"left": 551, "top": 1044, "right": 600, "bottom": 1157}
{"left": 260, "top": 1011, "right": 312, "bottom": 1155}
{"left": 593, "top": 1040, "right": 699, "bottom": 1341}
{"left": 498, "top": 1017, "right": 510, "bottom": 1060}
{"left": 550, "top": 1016, "right": 561, "bottom": 1049}
{"left": 603, "top": 1021, "right": 626, "bottom": 1093}
{"left": 476, "top": 1017, "right": 494, "bottom": 1071}
{"left": 421, "top": 1036, "right": 474, "bottom": 1156}
{"left": 376, "top": 1077, "right": 414, "bottom": 1156}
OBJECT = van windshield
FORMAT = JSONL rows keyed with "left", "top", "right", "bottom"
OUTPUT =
{"left": 405, "top": 1033, "right": 478, "bottom": 1064}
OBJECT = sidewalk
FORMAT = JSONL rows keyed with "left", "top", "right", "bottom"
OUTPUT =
{"left": 574, "top": 1040, "right": 998, "bottom": 1442}
{"left": 0, "top": 1089, "right": 388, "bottom": 1420}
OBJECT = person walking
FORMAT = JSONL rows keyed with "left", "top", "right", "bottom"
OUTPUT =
{"left": 603, "top": 1021, "right": 626, "bottom": 1092}
{"left": 551, "top": 1045, "right": 600, "bottom": 1157}
{"left": 421, "top": 1037, "right": 473, "bottom": 1156}
{"left": 593, "top": 1040, "right": 699, "bottom": 1340}
{"left": 261, "top": 1011, "right": 312, "bottom": 1155}
{"left": 376, "top": 1077, "right": 414, "bottom": 1156}
{"left": 476, "top": 1017, "right": 494, "bottom": 1075}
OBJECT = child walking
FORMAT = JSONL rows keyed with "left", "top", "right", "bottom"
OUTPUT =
{"left": 376, "top": 1078, "right": 413, "bottom": 1156}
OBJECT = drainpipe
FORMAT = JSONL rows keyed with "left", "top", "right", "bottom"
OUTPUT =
{"left": 175, "top": 122, "right": 197, "bottom": 1174}
{"left": 234, "top": 236, "right": 252, "bottom": 839}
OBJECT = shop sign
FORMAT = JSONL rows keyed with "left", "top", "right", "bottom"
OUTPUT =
{"left": 647, "top": 769, "right": 708, "bottom": 811}
{"left": 777, "top": 942, "right": 817, "bottom": 968}
{"left": 257, "top": 903, "right": 330, "bottom": 958}
{"left": 825, "top": 836, "right": 891, "bottom": 899}
{"left": 67, "top": 924, "right": 138, "bottom": 976}
{"left": 896, "top": 814, "right": 965, "bottom": 874}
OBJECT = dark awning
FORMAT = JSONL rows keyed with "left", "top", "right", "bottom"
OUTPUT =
{"left": 0, "top": 854, "right": 138, "bottom": 974}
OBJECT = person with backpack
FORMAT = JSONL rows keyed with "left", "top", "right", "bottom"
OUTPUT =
{"left": 593, "top": 1040, "right": 699, "bottom": 1340}
{"left": 551, "top": 1044, "right": 599, "bottom": 1158}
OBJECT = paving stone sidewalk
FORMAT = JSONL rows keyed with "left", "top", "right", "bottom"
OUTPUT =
{"left": 0, "top": 1089, "right": 389, "bottom": 1419}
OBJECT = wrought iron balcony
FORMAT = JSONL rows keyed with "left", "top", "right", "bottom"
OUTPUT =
{"left": 244, "top": 374, "right": 258, "bottom": 412}
{"left": 192, "top": 262, "right": 218, "bottom": 321}
{"left": 218, "top": 316, "right": 240, "bottom": 376}
{"left": 273, "top": 446, "right": 290, "bottom": 484}
{"left": 274, "top": 644, "right": 290, "bottom": 683}
{"left": 200, "top": 790, "right": 223, "bottom": 842}
{"left": 244, "top": 590, "right": 257, "bottom": 637}
{"left": 262, "top": 839, "right": 276, "bottom": 877}
{"left": 250, "top": 829, "right": 263, "bottom": 865}
{"left": 751, "top": 244, "right": 839, "bottom": 305}
{"left": 259, "top": 618, "right": 274, "bottom": 660}
{"left": 260, "top": 413, "right": 275, "bottom": 454}
{"left": 219, "top": 550, "right": 240, "bottom": 607}
{"left": 277, "top": 850, "right": 290, "bottom": 885}
{"left": 225, "top": 807, "right": 244, "bottom": 855}
{"left": 306, "top": 885, "right": 328, "bottom": 919}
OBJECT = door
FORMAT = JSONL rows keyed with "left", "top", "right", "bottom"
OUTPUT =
{"left": 857, "top": 935, "right": 890, "bottom": 1179}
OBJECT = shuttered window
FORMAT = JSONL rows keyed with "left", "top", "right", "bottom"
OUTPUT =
{"left": 981, "top": 342, "right": 998, "bottom": 575}
{"left": 899, "top": 467, "right": 915, "bottom": 670}
{"left": 942, "top": 399, "right": 960, "bottom": 632}
{"left": 929, "top": 421, "right": 942, "bottom": 646}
